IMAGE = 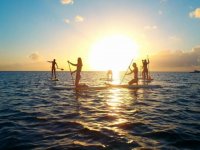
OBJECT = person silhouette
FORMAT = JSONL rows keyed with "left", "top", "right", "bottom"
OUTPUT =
{"left": 142, "top": 59, "right": 150, "bottom": 79}
{"left": 48, "top": 59, "right": 58, "bottom": 79}
{"left": 126, "top": 62, "right": 138, "bottom": 85}
{"left": 107, "top": 70, "right": 113, "bottom": 81}
{"left": 68, "top": 57, "right": 83, "bottom": 87}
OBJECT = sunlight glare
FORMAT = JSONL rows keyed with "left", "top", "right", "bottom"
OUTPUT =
{"left": 89, "top": 35, "right": 139, "bottom": 72}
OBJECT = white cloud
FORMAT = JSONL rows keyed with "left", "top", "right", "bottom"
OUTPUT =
{"left": 64, "top": 19, "right": 70, "bottom": 24}
{"left": 144, "top": 25, "right": 157, "bottom": 30}
{"left": 169, "top": 36, "right": 181, "bottom": 42}
{"left": 29, "top": 52, "right": 41, "bottom": 61}
{"left": 75, "top": 15, "right": 84, "bottom": 22}
{"left": 61, "top": 0, "right": 74, "bottom": 5}
{"left": 189, "top": 8, "right": 200, "bottom": 19}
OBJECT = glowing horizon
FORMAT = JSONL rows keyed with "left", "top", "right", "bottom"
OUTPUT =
{"left": 0, "top": 0, "right": 200, "bottom": 71}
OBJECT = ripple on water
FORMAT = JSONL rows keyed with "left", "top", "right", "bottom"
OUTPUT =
{"left": 0, "top": 72, "right": 200, "bottom": 149}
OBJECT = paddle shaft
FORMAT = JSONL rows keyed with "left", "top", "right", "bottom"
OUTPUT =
{"left": 68, "top": 62, "right": 75, "bottom": 85}
{"left": 58, "top": 68, "right": 64, "bottom": 71}
{"left": 120, "top": 58, "right": 134, "bottom": 84}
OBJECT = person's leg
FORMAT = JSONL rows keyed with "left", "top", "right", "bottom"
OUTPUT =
{"left": 146, "top": 69, "right": 149, "bottom": 79}
{"left": 54, "top": 68, "right": 57, "bottom": 78}
{"left": 142, "top": 71, "right": 144, "bottom": 79}
{"left": 51, "top": 68, "right": 53, "bottom": 78}
{"left": 129, "top": 79, "right": 137, "bottom": 85}
{"left": 75, "top": 74, "right": 81, "bottom": 87}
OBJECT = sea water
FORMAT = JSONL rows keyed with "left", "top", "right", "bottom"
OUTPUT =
{"left": 0, "top": 71, "right": 199, "bottom": 149}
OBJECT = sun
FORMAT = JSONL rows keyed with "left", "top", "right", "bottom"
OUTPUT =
{"left": 89, "top": 34, "right": 139, "bottom": 72}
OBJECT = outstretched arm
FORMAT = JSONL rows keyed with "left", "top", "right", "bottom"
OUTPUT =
{"left": 68, "top": 61, "right": 77, "bottom": 66}
{"left": 47, "top": 61, "right": 52, "bottom": 63}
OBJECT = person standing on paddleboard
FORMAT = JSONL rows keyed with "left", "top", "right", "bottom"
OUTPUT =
{"left": 126, "top": 62, "right": 138, "bottom": 85}
{"left": 48, "top": 59, "right": 58, "bottom": 79}
{"left": 107, "top": 70, "right": 113, "bottom": 81}
{"left": 142, "top": 59, "right": 150, "bottom": 80}
{"left": 68, "top": 57, "right": 83, "bottom": 87}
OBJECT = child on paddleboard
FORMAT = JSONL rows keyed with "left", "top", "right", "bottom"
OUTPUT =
{"left": 68, "top": 57, "right": 83, "bottom": 88}
{"left": 126, "top": 62, "right": 138, "bottom": 85}
{"left": 47, "top": 59, "right": 58, "bottom": 79}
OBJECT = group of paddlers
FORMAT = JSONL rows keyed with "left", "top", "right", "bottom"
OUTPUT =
{"left": 48, "top": 58, "right": 83, "bottom": 87}
{"left": 125, "top": 59, "right": 151, "bottom": 86}
{"left": 48, "top": 58, "right": 151, "bottom": 87}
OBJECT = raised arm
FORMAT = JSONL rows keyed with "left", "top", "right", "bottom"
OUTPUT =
{"left": 68, "top": 61, "right": 77, "bottom": 66}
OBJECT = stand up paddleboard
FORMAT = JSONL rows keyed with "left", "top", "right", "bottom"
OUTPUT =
{"left": 52, "top": 83, "right": 161, "bottom": 90}
{"left": 139, "top": 78, "right": 154, "bottom": 82}
{"left": 50, "top": 78, "right": 59, "bottom": 81}
{"left": 105, "top": 83, "right": 161, "bottom": 89}
{"left": 52, "top": 85, "right": 108, "bottom": 90}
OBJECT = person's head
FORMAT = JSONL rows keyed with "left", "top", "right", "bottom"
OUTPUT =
{"left": 78, "top": 57, "right": 82, "bottom": 66}
{"left": 132, "top": 62, "right": 137, "bottom": 67}
{"left": 53, "top": 59, "right": 56, "bottom": 62}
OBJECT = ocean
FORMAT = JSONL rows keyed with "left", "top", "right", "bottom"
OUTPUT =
{"left": 0, "top": 71, "right": 199, "bottom": 149}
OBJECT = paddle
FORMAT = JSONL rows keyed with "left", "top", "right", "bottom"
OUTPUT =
{"left": 120, "top": 58, "right": 134, "bottom": 84}
{"left": 67, "top": 61, "right": 75, "bottom": 85}
{"left": 58, "top": 68, "right": 64, "bottom": 71}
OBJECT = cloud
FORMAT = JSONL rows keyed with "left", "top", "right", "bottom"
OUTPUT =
{"left": 64, "top": 19, "right": 70, "bottom": 24}
{"left": 169, "top": 36, "right": 181, "bottom": 42}
{"left": 60, "top": 0, "right": 74, "bottom": 5}
{"left": 144, "top": 25, "right": 157, "bottom": 30}
{"left": 29, "top": 52, "right": 41, "bottom": 61}
{"left": 75, "top": 15, "right": 84, "bottom": 22}
{"left": 189, "top": 8, "right": 200, "bottom": 19}
{"left": 150, "top": 46, "right": 200, "bottom": 71}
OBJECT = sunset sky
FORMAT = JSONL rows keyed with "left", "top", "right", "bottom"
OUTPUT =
{"left": 0, "top": 0, "right": 200, "bottom": 71}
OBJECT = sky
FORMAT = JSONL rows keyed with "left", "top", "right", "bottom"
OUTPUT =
{"left": 0, "top": 0, "right": 200, "bottom": 71}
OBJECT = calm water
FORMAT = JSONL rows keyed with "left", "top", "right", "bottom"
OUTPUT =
{"left": 0, "top": 71, "right": 199, "bottom": 150}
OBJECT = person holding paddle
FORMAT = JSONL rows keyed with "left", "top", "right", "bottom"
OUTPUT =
{"left": 68, "top": 57, "right": 83, "bottom": 88}
{"left": 47, "top": 59, "right": 58, "bottom": 79}
{"left": 126, "top": 62, "right": 138, "bottom": 85}
{"left": 142, "top": 59, "right": 150, "bottom": 80}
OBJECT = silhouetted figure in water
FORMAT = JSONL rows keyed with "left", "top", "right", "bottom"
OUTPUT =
{"left": 126, "top": 62, "right": 138, "bottom": 85}
{"left": 68, "top": 57, "right": 83, "bottom": 87}
{"left": 107, "top": 70, "right": 113, "bottom": 81}
{"left": 48, "top": 59, "right": 58, "bottom": 79}
{"left": 142, "top": 59, "right": 150, "bottom": 79}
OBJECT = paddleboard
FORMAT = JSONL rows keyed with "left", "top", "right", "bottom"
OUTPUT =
{"left": 106, "top": 83, "right": 161, "bottom": 89}
{"left": 52, "top": 84, "right": 161, "bottom": 90}
{"left": 140, "top": 78, "right": 154, "bottom": 82}
{"left": 100, "top": 78, "right": 113, "bottom": 81}
{"left": 50, "top": 78, "right": 59, "bottom": 81}
{"left": 52, "top": 85, "right": 109, "bottom": 90}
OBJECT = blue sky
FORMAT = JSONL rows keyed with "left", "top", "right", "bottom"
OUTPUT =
{"left": 0, "top": 0, "right": 200, "bottom": 71}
